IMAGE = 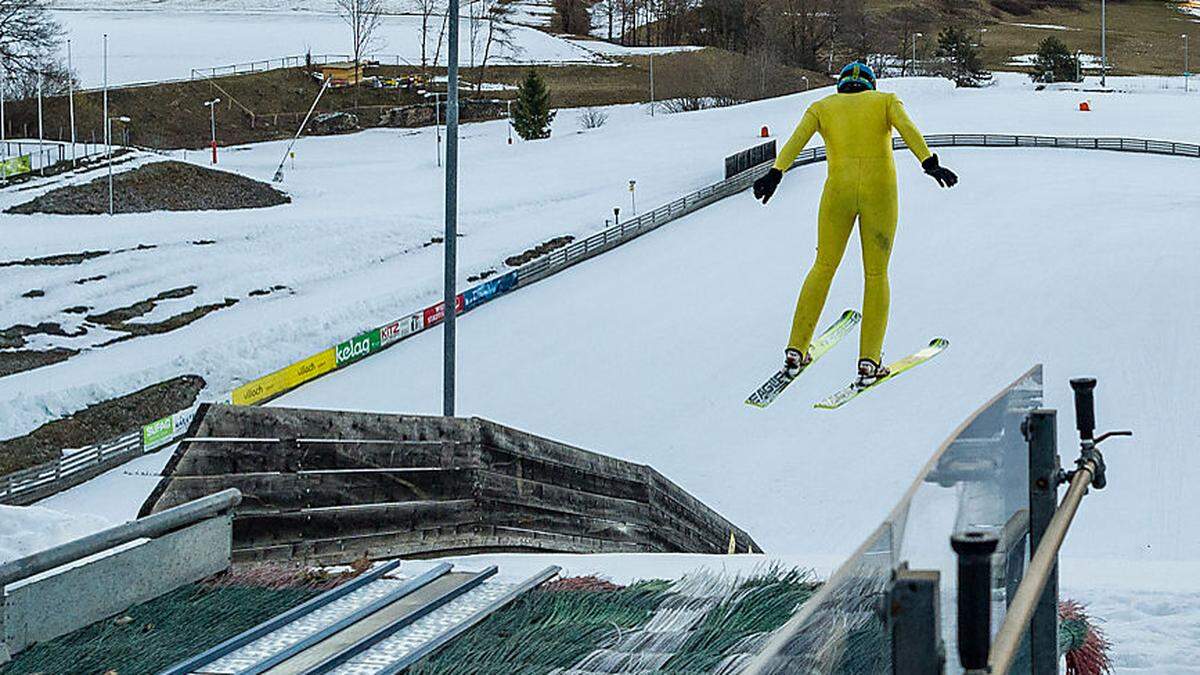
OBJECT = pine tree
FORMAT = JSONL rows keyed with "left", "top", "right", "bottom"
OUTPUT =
{"left": 512, "top": 69, "right": 555, "bottom": 140}
{"left": 1031, "top": 36, "right": 1080, "bottom": 83}
{"left": 934, "top": 27, "right": 992, "bottom": 88}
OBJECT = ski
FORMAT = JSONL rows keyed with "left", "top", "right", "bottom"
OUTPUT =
{"left": 745, "top": 309, "right": 862, "bottom": 408}
{"left": 813, "top": 338, "right": 950, "bottom": 410}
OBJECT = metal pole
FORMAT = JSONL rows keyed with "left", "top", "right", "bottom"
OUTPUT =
{"left": 649, "top": 53, "right": 654, "bottom": 117}
{"left": 1027, "top": 409, "right": 1060, "bottom": 675}
{"left": 444, "top": 0, "right": 460, "bottom": 417}
{"left": 1185, "top": 35, "right": 1190, "bottom": 93}
{"left": 889, "top": 569, "right": 944, "bottom": 675}
{"left": 105, "top": 34, "right": 113, "bottom": 216}
{"left": 209, "top": 102, "right": 218, "bottom": 164}
{"left": 0, "top": 67, "right": 5, "bottom": 181}
{"left": 1101, "top": 0, "right": 1107, "bottom": 87}
{"left": 435, "top": 93, "right": 441, "bottom": 167}
{"left": 953, "top": 532, "right": 998, "bottom": 673}
{"left": 68, "top": 40, "right": 77, "bottom": 166}
{"left": 37, "top": 73, "right": 44, "bottom": 175}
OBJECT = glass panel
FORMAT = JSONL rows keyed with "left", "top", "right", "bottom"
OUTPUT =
{"left": 743, "top": 365, "right": 1043, "bottom": 675}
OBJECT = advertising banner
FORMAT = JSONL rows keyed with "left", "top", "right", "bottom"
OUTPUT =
{"left": 423, "top": 294, "right": 465, "bottom": 326}
{"left": 141, "top": 406, "right": 198, "bottom": 451}
{"left": 336, "top": 328, "right": 381, "bottom": 366}
{"left": 0, "top": 155, "right": 32, "bottom": 178}
{"left": 380, "top": 312, "right": 424, "bottom": 347}
{"left": 462, "top": 271, "right": 517, "bottom": 311}
{"left": 232, "top": 348, "right": 337, "bottom": 405}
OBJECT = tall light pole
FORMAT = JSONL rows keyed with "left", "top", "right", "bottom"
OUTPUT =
{"left": 36, "top": 73, "right": 44, "bottom": 175}
{"left": 1, "top": 67, "right": 6, "bottom": 181}
{"left": 103, "top": 34, "right": 109, "bottom": 172}
{"left": 1185, "top": 34, "right": 1191, "bottom": 93}
{"left": 1100, "top": 0, "right": 1107, "bottom": 87}
{"left": 68, "top": 39, "right": 76, "bottom": 166}
{"left": 648, "top": 52, "right": 655, "bottom": 117}
{"left": 204, "top": 97, "right": 220, "bottom": 164}
{"left": 107, "top": 116, "right": 131, "bottom": 216}
{"left": 911, "top": 33, "right": 923, "bottom": 75}
{"left": 443, "top": 0, "right": 460, "bottom": 417}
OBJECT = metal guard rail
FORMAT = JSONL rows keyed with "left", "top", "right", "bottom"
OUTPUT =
{"left": 1, "top": 133, "right": 1189, "bottom": 506}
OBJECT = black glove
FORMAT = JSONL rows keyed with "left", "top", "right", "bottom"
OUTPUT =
{"left": 922, "top": 153, "right": 958, "bottom": 188}
{"left": 753, "top": 168, "right": 782, "bottom": 204}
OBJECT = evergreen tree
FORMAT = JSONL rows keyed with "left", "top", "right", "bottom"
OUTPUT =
{"left": 512, "top": 69, "right": 555, "bottom": 140}
{"left": 933, "top": 27, "right": 991, "bottom": 88}
{"left": 1031, "top": 36, "right": 1080, "bottom": 83}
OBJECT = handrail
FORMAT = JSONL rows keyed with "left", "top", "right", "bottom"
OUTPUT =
{"left": 988, "top": 458, "right": 1095, "bottom": 675}
{"left": 3, "top": 133, "right": 1185, "bottom": 508}
{"left": 0, "top": 488, "right": 240, "bottom": 588}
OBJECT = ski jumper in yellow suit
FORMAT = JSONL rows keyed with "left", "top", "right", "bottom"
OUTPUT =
{"left": 772, "top": 89, "right": 933, "bottom": 365}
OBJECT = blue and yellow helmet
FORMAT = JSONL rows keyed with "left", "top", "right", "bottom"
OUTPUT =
{"left": 837, "top": 61, "right": 876, "bottom": 93}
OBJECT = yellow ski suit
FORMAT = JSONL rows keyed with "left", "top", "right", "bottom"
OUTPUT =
{"left": 773, "top": 90, "right": 932, "bottom": 364}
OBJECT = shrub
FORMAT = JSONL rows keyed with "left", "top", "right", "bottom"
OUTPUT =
{"left": 577, "top": 107, "right": 609, "bottom": 129}
{"left": 1031, "top": 35, "right": 1080, "bottom": 83}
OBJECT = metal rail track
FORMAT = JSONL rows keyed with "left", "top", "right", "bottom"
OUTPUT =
{"left": 165, "top": 563, "right": 559, "bottom": 675}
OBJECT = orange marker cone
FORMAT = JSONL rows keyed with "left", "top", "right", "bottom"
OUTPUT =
{"left": 1079, "top": 101, "right": 1091, "bottom": 112}
{"left": 761, "top": 125, "right": 770, "bottom": 138}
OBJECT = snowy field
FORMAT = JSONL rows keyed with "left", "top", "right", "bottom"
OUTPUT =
{"left": 53, "top": 8, "right": 608, "bottom": 88}
{"left": 5, "top": 74, "right": 1200, "bottom": 670}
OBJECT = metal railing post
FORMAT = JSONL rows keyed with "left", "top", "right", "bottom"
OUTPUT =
{"left": 952, "top": 531, "right": 998, "bottom": 673}
{"left": 889, "top": 568, "right": 944, "bottom": 675}
{"left": 1026, "top": 409, "right": 1060, "bottom": 674}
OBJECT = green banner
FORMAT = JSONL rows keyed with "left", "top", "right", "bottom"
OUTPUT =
{"left": 0, "top": 155, "right": 32, "bottom": 178}
{"left": 142, "top": 415, "right": 175, "bottom": 448}
{"left": 336, "top": 328, "right": 381, "bottom": 366}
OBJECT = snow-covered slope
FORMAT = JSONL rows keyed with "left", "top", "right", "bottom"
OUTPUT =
{"left": 6, "top": 75, "right": 1200, "bottom": 445}
{"left": 267, "top": 139, "right": 1200, "bottom": 673}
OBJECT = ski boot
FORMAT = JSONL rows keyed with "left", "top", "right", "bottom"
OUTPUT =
{"left": 856, "top": 358, "right": 891, "bottom": 388}
{"left": 784, "top": 348, "right": 812, "bottom": 379}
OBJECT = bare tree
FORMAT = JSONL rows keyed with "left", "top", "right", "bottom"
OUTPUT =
{"left": 0, "top": 0, "right": 64, "bottom": 96}
{"left": 417, "top": 0, "right": 438, "bottom": 70}
{"left": 433, "top": 5, "right": 450, "bottom": 68}
{"left": 476, "top": 0, "right": 516, "bottom": 92}
{"left": 334, "top": 0, "right": 384, "bottom": 86}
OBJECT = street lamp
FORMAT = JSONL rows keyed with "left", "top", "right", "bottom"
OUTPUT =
{"left": 801, "top": 76, "right": 809, "bottom": 91}
{"left": 203, "top": 98, "right": 220, "bottom": 164}
{"left": 107, "top": 115, "right": 131, "bottom": 216}
{"left": 978, "top": 27, "right": 987, "bottom": 48}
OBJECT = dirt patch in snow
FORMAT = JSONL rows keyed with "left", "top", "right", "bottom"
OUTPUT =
{"left": 87, "top": 285, "right": 239, "bottom": 341}
{"left": 4, "top": 161, "right": 289, "bottom": 215}
{"left": 505, "top": 235, "right": 575, "bottom": 267}
{"left": 0, "top": 348, "right": 76, "bottom": 379}
{"left": 0, "top": 375, "right": 205, "bottom": 475}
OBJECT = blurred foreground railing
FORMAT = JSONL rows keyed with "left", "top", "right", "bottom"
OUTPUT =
{"left": 740, "top": 371, "right": 1130, "bottom": 675}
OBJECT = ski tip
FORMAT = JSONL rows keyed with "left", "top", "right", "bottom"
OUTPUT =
{"left": 745, "top": 399, "right": 768, "bottom": 409}
{"left": 929, "top": 337, "right": 950, "bottom": 349}
{"left": 840, "top": 308, "right": 863, "bottom": 321}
